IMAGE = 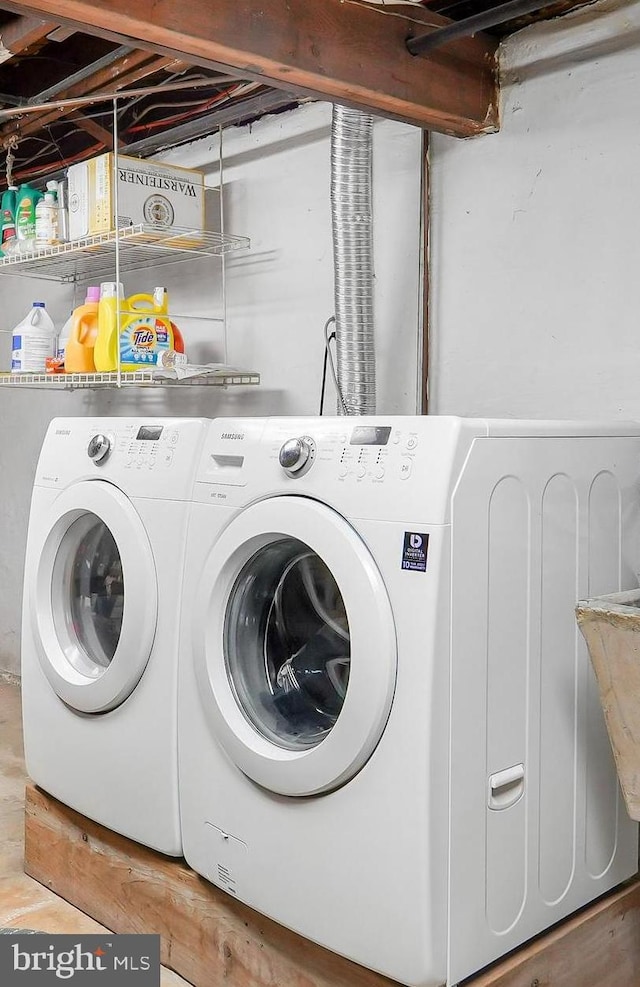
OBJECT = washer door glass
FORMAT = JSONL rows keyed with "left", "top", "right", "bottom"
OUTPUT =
{"left": 226, "top": 538, "right": 350, "bottom": 751}
{"left": 53, "top": 513, "right": 124, "bottom": 677}
{"left": 32, "top": 480, "right": 158, "bottom": 714}
{"left": 192, "top": 495, "right": 397, "bottom": 796}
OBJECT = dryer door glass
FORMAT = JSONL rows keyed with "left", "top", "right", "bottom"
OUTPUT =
{"left": 53, "top": 512, "right": 124, "bottom": 676}
{"left": 225, "top": 537, "right": 350, "bottom": 751}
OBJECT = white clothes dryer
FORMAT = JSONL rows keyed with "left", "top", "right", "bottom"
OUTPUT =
{"left": 178, "top": 416, "right": 640, "bottom": 986}
{"left": 22, "top": 416, "right": 208, "bottom": 856}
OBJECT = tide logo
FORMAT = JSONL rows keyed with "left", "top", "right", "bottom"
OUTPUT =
{"left": 132, "top": 328, "right": 156, "bottom": 347}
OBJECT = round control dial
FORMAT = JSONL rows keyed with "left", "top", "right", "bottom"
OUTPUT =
{"left": 279, "top": 436, "right": 316, "bottom": 477}
{"left": 87, "top": 433, "right": 112, "bottom": 465}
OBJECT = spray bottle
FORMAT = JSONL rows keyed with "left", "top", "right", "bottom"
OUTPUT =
{"left": 0, "top": 185, "right": 17, "bottom": 250}
{"left": 15, "top": 183, "right": 43, "bottom": 253}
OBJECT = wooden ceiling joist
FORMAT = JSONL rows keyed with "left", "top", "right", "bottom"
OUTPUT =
{"left": 0, "top": 13, "right": 56, "bottom": 59}
{"left": 0, "top": 0, "right": 499, "bottom": 136}
{"left": 67, "top": 109, "right": 121, "bottom": 147}
{"left": 0, "top": 50, "right": 183, "bottom": 142}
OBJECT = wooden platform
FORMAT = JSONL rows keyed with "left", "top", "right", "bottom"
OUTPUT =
{"left": 23, "top": 782, "right": 640, "bottom": 987}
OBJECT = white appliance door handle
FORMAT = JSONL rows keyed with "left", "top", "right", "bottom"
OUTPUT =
{"left": 488, "top": 763, "right": 525, "bottom": 811}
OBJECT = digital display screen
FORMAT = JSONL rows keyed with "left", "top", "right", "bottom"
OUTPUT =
{"left": 349, "top": 426, "right": 392, "bottom": 446}
{"left": 136, "top": 425, "right": 163, "bottom": 441}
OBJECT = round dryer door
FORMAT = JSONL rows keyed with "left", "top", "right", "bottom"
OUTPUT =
{"left": 32, "top": 480, "right": 157, "bottom": 713}
{"left": 193, "top": 496, "right": 397, "bottom": 796}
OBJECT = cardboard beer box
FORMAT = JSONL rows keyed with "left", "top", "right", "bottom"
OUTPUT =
{"left": 67, "top": 153, "right": 204, "bottom": 241}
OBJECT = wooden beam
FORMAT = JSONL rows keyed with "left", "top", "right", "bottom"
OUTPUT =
{"left": 24, "top": 784, "right": 399, "bottom": 987}
{"left": 23, "top": 782, "right": 640, "bottom": 987}
{"left": 67, "top": 109, "right": 120, "bottom": 147}
{"left": 0, "top": 0, "right": 498, "bottom": 136}
{"left": 45, "top": 25, "right": 76, "bottom": 42}
{"left": 0, "top": 13, "right": 57, "bottom": 57}
{"left": 0, "top": 51, "right": 177, "bottom": 142}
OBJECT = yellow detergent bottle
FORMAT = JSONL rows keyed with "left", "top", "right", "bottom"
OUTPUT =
{"left": 94, "top": 284, "right": 174, "bottom": 372}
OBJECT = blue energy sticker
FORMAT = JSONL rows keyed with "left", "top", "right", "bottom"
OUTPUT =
{"left": 402, "top": 532, "right": 429, "bottom": 571}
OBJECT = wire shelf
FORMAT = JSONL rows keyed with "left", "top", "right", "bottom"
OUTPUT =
{"left": 0, "top": 225, "right": 250, "bottom": 283}
{"left": 0, "top": 367, "right": 260, "bottom": 390}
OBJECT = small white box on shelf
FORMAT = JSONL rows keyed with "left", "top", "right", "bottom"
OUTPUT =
{"left": 67, "top": 153, "right": 205, "bottom": 240}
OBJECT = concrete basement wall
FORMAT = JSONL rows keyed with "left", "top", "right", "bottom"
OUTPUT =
{"left": 430, "top": 0, "right": 640, "bottom": 420}
{"left": 0, "top": 101, "right": 423, "bottom": 676}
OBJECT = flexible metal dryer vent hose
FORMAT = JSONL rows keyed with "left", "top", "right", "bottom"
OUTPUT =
{"left": 330, "top": 105, "right": 376, "bottom": 416}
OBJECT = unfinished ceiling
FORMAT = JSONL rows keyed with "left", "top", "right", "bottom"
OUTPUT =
{"left": 0, "top": 0, "right": 592, "bottom": 185}
{"left": 0, "top": 14, "right": 298, "bottom": 185}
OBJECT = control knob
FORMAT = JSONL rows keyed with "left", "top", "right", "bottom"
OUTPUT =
{"left": 87, "top": 433, "right": 112, "bottom": 465}
{"left": 279, "top": 436, "right": 315, "bottom": 476}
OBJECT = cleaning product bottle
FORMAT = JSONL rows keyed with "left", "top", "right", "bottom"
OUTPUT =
{"left": 15, "top": 184, "right": 43, "bottom": 253}
{"left": 54, "top": 179, "right": 69, "bottom": 242}
{"left": 152, "top": 285, "right": 185, "bottom": 356}
{"left": 120, "top": 287, "right": 174, "bottom": 370}
{"left": 170, "top": 320, "right": 185, "bottom": 355}
{"left": 94, "top": 284, "right": 175, "bottom": 372}
{"left": 35, "top": 190, "right": 59, "bottom": 247}
{"left": 64, "top": 286, "right": 100, "bottom": 373}
{"left": 11, "top": 301, "right": 57, "bottom": 373}
{"left": 0, "top": 185, "right": 17, "bottom": 249}
{"left": 46, "top": 309, "right": 74, "bottom": 372}
{"left": 94, "top": 282, "right": 124, "bottom": 372}
{"left": 57, "top": 311, "right": 73, "bottom": 362}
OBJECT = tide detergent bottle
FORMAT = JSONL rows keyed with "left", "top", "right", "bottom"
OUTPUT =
{"left": 94, "top": 284, "right": 175, "bottom": 372}
{"left": 64, "top": 286, "right": 100, "bottom": 373}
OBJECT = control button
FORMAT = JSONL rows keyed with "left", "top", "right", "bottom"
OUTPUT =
{"left": 405, "top": 435, "right": 418, "bottom": 451}
{"left": 339, "top": 467, "right": 349, "bottom": 479}
{"left": 170, "top": 432, "right": 179, "bottom": 445}
{"left": 87, "top": 433, "right": 111, "bottom": 465}
{"left": 161, "top": 451, "right": 174, "bottom": 468}
{"left": 375, "top": 466, "right": 385, "bottom": 480}
{"left": 399, "top": 458, "right": 413, "bottom": 480}
{"left": 279, "top": 436, "right": 316, "bottom": 477}
{"left": 339, "top": 434, "right": 347, "bottom": 444}
{"left": 392, "top": 430, "right": 401, "bottom": 445}
{"left": 357, "top": 465, "right": 366, "bottom": 479}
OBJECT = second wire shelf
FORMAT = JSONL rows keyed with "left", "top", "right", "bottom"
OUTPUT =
{"left": 0, "top": 224, "right": 250, "bottom": 283}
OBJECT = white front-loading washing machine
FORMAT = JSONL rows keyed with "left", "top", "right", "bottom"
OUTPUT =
{"left": 22, "top": 416, "right": 208, "bottom": 856}
{"left": 178, "top": 415, "right": 640, "bottom": 986}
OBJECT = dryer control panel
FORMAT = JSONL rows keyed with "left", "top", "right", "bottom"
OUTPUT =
{"left": 273, "top": 424, "right": 420, "bottom": 484}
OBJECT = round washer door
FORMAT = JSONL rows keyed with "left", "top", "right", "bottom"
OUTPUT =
{"left": 193, "top": 496, "right": 397, "bottom": 796}
{"left": 32, "top": 480, "right": 158, "bottom": 713}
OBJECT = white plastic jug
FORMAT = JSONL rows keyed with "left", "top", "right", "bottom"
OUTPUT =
{"left": 11, "top": 302, "right": 57, "bottom": 373}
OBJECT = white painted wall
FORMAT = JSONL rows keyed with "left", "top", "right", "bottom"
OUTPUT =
{"left": 430, "top": 0, "right": 640, "bottom": 420}
{"left": 0, "top": 101, "right": 423, "bottom": 674}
